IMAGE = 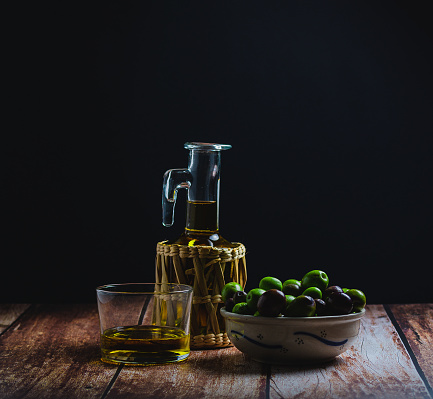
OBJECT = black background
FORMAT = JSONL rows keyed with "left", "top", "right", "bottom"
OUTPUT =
{"left": 4, "top": 1, "right": 433, "bottom": 304}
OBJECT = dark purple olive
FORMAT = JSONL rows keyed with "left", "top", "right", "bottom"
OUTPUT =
{"left": 233, "top": 290, "right": 247, "bottom": 305}
{"left": 225, "top": 297, "right": 235, "bottom": 312}
{"left": 257, "top": 289, "right": 286, "bottom": 317}
{"left": 315, "top": 298, "right": 327, "bottom": 316}
{"left": 284, "top": 295, "right": 316, "bottom": 317}
{"left": 323, "top": 285, "right": 343, "bottom": 300}
{"left": 346, "top": 289, "right": 366, "bottom": 312}
{"left": 282, "top": 283, "right": 303, "bottom": 297}
{"left": 325, "top": 292, "right": 353, "bottom": 315}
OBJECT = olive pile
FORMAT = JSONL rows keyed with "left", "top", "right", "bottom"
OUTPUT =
{"left": 222, "top": 270, "right": 366, "bottom": 317}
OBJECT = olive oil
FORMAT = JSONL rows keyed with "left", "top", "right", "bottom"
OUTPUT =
{"left": 101, "top": 325, "right": 190, "bottom": 365}
{"left": 186, "top": 200, "right": 218, "bottom": 232}
{"left": 174, "top": 200, "right": 235, "bottom": 247}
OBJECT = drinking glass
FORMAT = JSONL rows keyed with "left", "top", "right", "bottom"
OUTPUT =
{"left": 96, "top": 283, "right": 193, "bottom": 365}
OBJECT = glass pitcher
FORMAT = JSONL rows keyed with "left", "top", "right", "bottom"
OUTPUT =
{"left": 162, "top": 142, "right": 234, "bottom": 247}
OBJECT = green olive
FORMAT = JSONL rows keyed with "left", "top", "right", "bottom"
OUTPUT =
{"left": 284, "top": 295, "right": 296, "bottom": 314}
{"left": 302, "top": 286, "right": 322, "bottom": 300}
{"left": 246, "top": 288, "right": 266, "bottom": 313}
{"left": 346, "top": 289, "right": 366, "bottom": 312}
{"left": 259, "top": 277, "right": 283, "bottom": 291}
{"left": 232, "top": 302, "right": 253, "bottom": 315}
{"left": 284, "top": 295, "right": 316, "bottom": 317}
{"left": 221, "top": 282, "right": 242, "bottom": 303}
{"left": 301, "top": 270, "right": 329, "bottom": 292}
{"left": 285, "top": 295, "right": 296, "bottom": 305}
{"left": 282, "top": 279, "right": 301, "bottom": 288}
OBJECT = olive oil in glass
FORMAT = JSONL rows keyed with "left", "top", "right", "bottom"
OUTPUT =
{"left": 96, "top": 283, "right": 193, "bottom": 366}
{"left": 173, "top": 200, "right": 235, "bottom": 247}
{"left": 101, "top": 325, "right": 190, "bottom": 365}
{"left": 186, "top": 200, "right": 218, "bottom": 232}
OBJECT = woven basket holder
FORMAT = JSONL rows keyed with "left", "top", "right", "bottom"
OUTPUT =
{"left": 156, "top": 241, "right": 247, "bottom": 349}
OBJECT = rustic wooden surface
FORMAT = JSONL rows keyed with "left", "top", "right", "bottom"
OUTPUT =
{"left": 0, "top": 304, "right": 117, "bottom": 399}
{"left": 389, "top": 304, "right": 433, "bottom": 390}
{"left": 0, "top": 304, "right": 432, "bottom": 399}
{"left": 0, "top": 304, "right": 30, "bottom": 334}
{"left": 106, "top": 347, "right": 267, "bottom": 399}
{"left": 269, "top": 305, "right": 431, "bottom": 399}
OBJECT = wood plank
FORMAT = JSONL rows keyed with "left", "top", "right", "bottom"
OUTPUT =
{"left": 389, "top": 303, "right": 433, "bottom": 389}
{"left": 0, "top": 303, "right": 118, "bottom": 399}
{"left": 105, "top": 346, "right": 268, "bottom": 399}
{"left": 0, "top": 304, "right": 31, "bottom": 334}
{"left": 269, "top": 305, "right": 431, "bottom": 399}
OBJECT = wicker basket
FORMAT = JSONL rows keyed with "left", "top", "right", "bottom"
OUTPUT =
{"left": 156, "top": 241, "right": 247, "bottom": 349}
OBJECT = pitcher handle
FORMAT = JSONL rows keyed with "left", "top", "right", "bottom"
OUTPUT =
{"left": 162, "top": 168, "right": 193, "bottom": 227}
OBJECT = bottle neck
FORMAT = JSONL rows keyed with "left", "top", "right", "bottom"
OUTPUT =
{"left": 187, "top": 150, "right": 221, "bottom": 202}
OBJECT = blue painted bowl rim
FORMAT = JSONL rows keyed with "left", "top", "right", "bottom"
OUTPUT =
{"left": 221, "top": 307, "right": 365, "bottom": 325}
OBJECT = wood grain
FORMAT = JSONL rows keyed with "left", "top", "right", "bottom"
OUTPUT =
{"left": 269, "top": 305, "right": 431, "bottom": 399}
{"left": 0, "top": 303, "right": 117, "bottom": 399}
{"left": 104, "top": 346, "right": 268, "bottom": 399}
{"left": 0, "top": 304, "right": 31, "bottom": 334}
{"left": 1, "top": 303, "right": 432, "bottom": 399}
{"left": 390, "top": 304, "right": 433, "bottom": 389}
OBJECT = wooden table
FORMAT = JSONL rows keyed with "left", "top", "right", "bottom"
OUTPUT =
{"left": 0, "top": 304, "right": 432, "bottom": 398}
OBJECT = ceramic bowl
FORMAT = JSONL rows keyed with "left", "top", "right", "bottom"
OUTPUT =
{"left": 221, "top": 308, "right": 365, "bottom": 365}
